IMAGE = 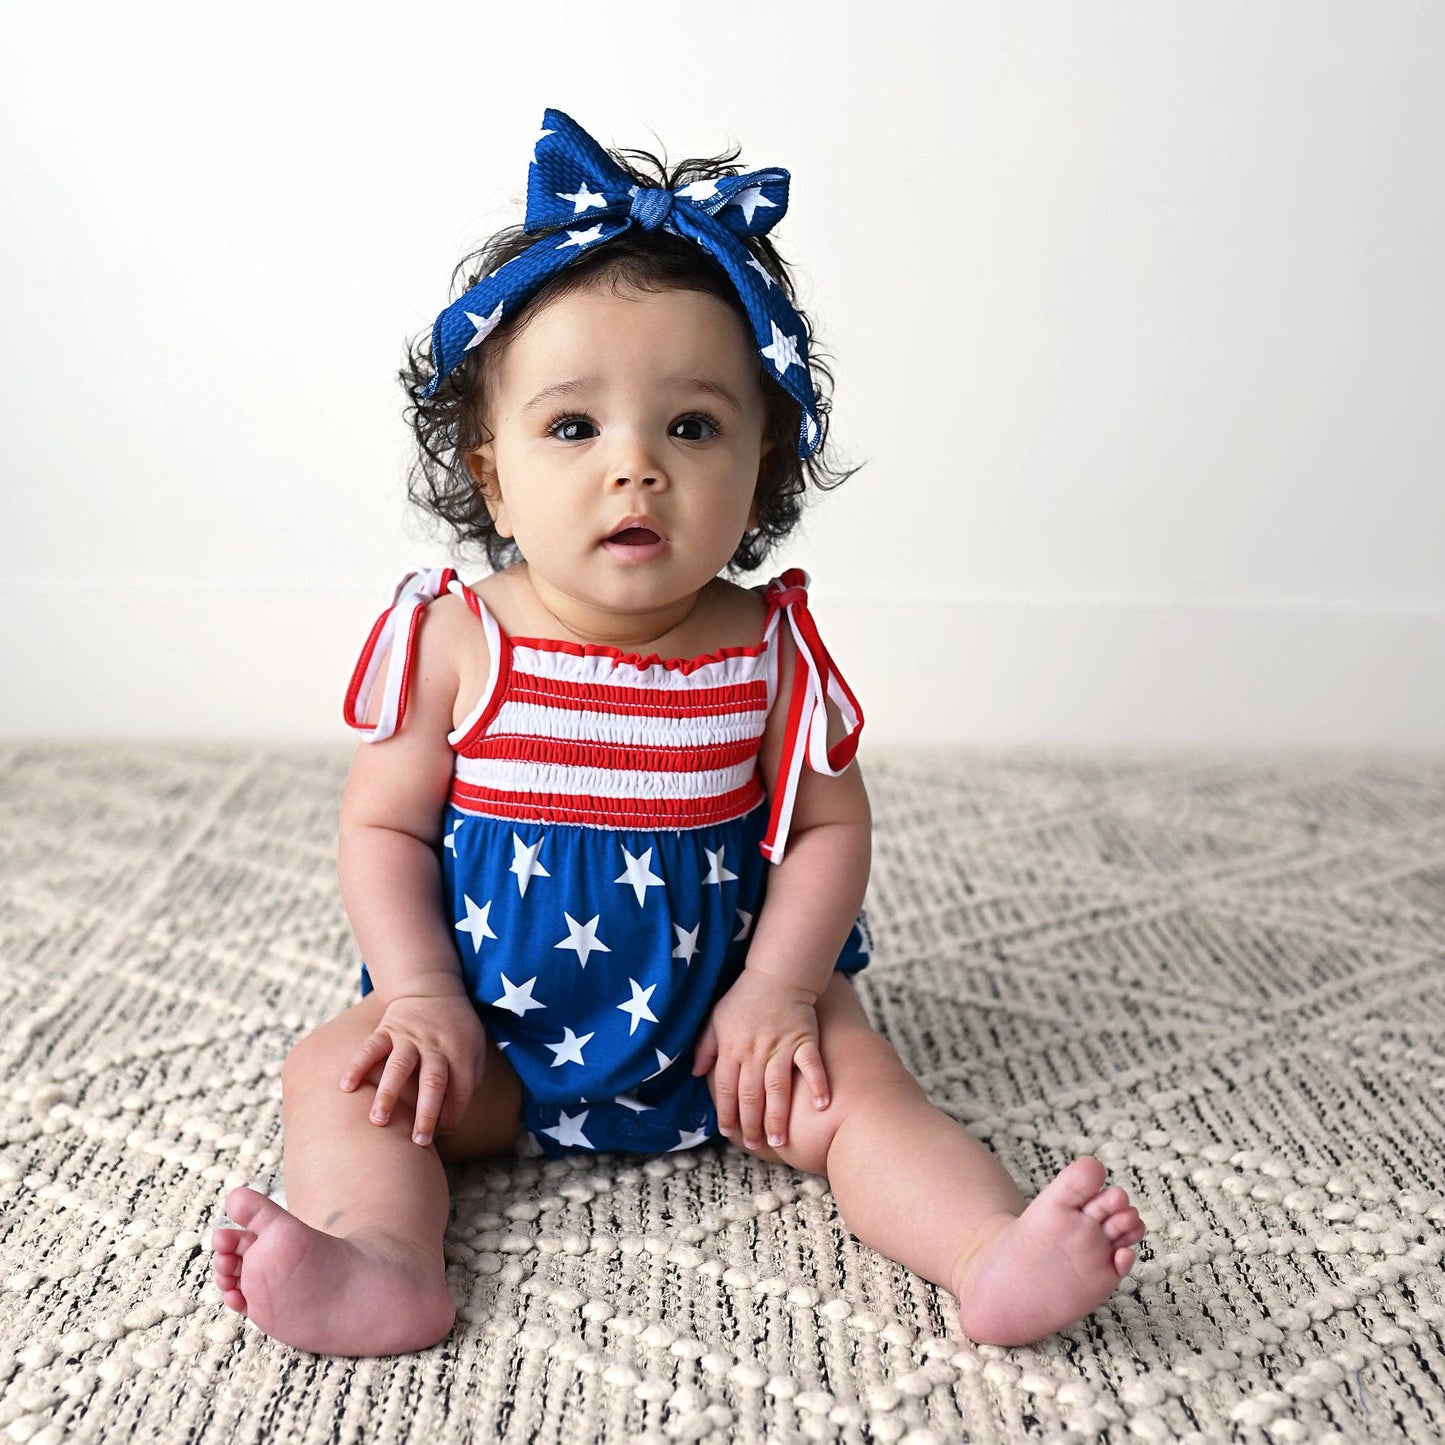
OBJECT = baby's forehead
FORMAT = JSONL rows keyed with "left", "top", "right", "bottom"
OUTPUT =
{"left": 493, "top": 285, "right": 761, "bottom": 392}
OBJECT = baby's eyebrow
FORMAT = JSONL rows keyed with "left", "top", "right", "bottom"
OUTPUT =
{"left": 521, "top": 376, "right": 602, "bottom": 415}
{"left": 521, "top": 377, "right": 743, "bottom": 416}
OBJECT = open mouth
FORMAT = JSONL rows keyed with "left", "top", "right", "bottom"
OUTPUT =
{"left": 601, "top": 521, "right": 669, "bottom": 561}
{"left": 608, "top": 526, "right": 663, "bottom": 546}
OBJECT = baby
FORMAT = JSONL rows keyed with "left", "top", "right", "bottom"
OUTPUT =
{"left": 210, "top": 107, "right": 1145, "bottom": 1357}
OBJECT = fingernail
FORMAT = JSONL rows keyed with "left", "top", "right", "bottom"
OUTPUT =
{"left": 413, "top": 1132, "right": 428, "bottom": 1146}
{"left": 745, "top": 1139, "right": 759, "bottom": 1150}
{"left": 768, "top": 1133, "right": 783, "bottom": 1147}
{"left": 371, "top": 1108, "right": 386, "bottom": 1123}
{"left": 814, "top": 1096, "right": 828, "bottom": 1109}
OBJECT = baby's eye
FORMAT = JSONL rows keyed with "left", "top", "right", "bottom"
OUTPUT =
{"left": 547, "top": 415, "right": 598, "bottom": 442}
{"left": 670, "top": 412, "right": 722, "bottom": 442}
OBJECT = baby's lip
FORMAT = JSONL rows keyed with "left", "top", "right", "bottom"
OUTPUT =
{"left": 604, "top": 516, "right": 668, "bottom": 543}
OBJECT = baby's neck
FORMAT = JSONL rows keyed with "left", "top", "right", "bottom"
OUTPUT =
{"left": 517, "top": 565, "right": 708, "bottom": 652}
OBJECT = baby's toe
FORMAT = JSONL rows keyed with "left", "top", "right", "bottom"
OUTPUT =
{"left": 1118, "top": 1218, "right": 1148, "bottom": 1249}
{"left": 211, "top": 1226, "right": 251, "bottom": 1256}
{"left": 1083, "top": 1185, "right": 1130, "bottom": 1220}
{"left": 1052, "top": 1156, "right": 1107, "bottom": 1205}
{"left": 1103, "top": 1207, "right": 1143, "bottom": 1242}
{"left": 217, "top": 1280, "right": 248, "bottom": 1313}
{"left": 1112, "top": 1245, "right": 1137, "bottom": 1277}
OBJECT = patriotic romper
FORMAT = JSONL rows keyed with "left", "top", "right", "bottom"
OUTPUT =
{"left": 342, "top": 565, "right": 870, "bottom": 1159}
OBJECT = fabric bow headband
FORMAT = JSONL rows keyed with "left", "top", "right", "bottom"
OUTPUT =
{"left": 422, "top": 107, "right": 823, "bottom": 460}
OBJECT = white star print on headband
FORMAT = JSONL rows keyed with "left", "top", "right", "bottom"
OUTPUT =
{"left": 421, "top": 106, "right": 824, "bottom": 460}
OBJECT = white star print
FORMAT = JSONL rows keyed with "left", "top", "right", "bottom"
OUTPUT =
{"left": 669, "top": 1126, "right": 711, "bottom": 1151}
{"left": 444, "top": 820, "right": 463, "bottom": 856}
{"left": 463, "top": 302, "right": 504, "bottom": 351}
{"left": 455, "top": 895, "right": 497, "bottom": 953}
{"left": 745, "top": 254, "right": 776, "bottom": 289}
{"left": 672, "top": 922, "right": 700, "bottom": 964}
{"left": 616, "top": 846, "right": 665, "bottom": 906}
{"left": 510, "top": 833, "right": 550, "bottom": 897}
{"left": 676, "top": 178, "right": 720, "bottom": 203}
{"left": 728, "top": 184, "right": 777, "bottom": 227}
{"left": 558, "top": 224, "right": 609, "bottom": 250}
{"left": 546, "top": 1026, "right": 595, "bottom": 1068}
{"left": 541, "top": 1109, "right": 594, "bottom": 1148}
{"left": 613, "top": 1093, "right": 656, "bottom": 1114}
{"left": 703, "top": 846, "right": 738, "bottom": 886}
{"left": 617, "top": 978, "right": 659, "bottom": 1035}
{"left": 760, "top": 319, "right": 803, "bottom": 376}
{"left": 555, "top": 913, "right": 611, "bottom": 968}
{"left": 804, "top": 411, "right": 818, "bottom": 446}
{"left": 643, "top": 1046, "right": 676, "bottom": 1081}
{"left": 734, "top": 910, "right": 754, "bottom": 941}
{"left": 558, "top": 183, "right": 607, "bottom": 214}
{"left": 492, "top": 972, "right": 546, "bottom": 1017}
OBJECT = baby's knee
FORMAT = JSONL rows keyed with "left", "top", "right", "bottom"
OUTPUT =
{"left": 281, "top": 1030, "right": 334, "bottom": 1097}
{"left": 281, "top": 1000, "right": 381, "bottom": 1093}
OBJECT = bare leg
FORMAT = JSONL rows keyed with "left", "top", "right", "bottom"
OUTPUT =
{"left": 210, "top": 992, "right": 523, "bottom": 1356}
{"left": 715, "top": 975, "right": 1146, "bottom": 1347}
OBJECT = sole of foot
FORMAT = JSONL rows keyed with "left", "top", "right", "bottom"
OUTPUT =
{"left": 954, "top": 1156, "right": 1146, "bottom": 1346}
{"left": 211, "top": 1186, "right": 456, "bottom": 1357}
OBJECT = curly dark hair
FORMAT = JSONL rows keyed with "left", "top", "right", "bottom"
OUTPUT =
{"left": 399, "top": 135, "right": 861, "bottom": 575}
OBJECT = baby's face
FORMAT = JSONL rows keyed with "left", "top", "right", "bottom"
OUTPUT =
{"left": 468, "top": 284, "right": 772, "bottom": 624}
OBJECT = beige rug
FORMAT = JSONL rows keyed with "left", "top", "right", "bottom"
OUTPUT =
{"left": 1, "top": 742, "right": 1442, "bottom": 1443}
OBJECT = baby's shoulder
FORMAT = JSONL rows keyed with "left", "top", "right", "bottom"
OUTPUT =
{"left": 702, "top": 576, "right": 770, "bottom": 650}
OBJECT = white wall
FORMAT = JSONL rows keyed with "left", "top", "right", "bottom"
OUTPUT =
{"left": 3, "top": 1, "right": 1441, "bottom": 747}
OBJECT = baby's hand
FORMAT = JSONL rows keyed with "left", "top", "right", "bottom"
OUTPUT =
{"left": 339, "top": 977, "right": 488, "bottom": 1148}
{"left": 691, "top": 968, "right": 830, "bottom": 1151}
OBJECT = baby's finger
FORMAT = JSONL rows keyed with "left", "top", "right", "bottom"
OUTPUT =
{"left": 712, "top": 1058, "right": 741, "bottom": 1138}
{"left": 369, "top": 1041, "right": 419, "bottom": 1125}
{"left": 339, "top": 1030, "right": 390, "bottom": 1092}
{"left": 764, "top": 1053, "right": 794, "bottom": 1148}
{"left": 410, "top": 1056, "right": 450, "bottom": 1146}
{"left": 435, "top": 1062, "right": 478, "bottom": 1134}
{"left": 691, "top": 1019, "right": 719, "bottom": 1078}
{"left": 737, "top": 1063, "right": 766, "bottom": 1150}
{"left": 794, "top": 1039, "right": 831, "bottom": 1111}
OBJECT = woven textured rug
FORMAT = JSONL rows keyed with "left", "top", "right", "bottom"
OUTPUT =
{"left": 1, "top": 743, "right": 1442, "bottom": 1444}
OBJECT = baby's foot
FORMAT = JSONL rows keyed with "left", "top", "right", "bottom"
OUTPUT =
{"left": 210, "top": 1186, "right": 456, "bottom": 1357}
{"left": 952, "top": 1156, "right": 1145, "bottom": 1346}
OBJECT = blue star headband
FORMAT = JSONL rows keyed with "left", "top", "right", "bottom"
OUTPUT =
{"left": 422, "top": 107, "right": 823, "bottom": 460}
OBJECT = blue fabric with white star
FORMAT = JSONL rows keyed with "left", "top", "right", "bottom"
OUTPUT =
{"left": 421, "top": 106, "right": 825, "bottom": 460}
{"left": 359, "top": 801, "right": 870, "bottom": 1158}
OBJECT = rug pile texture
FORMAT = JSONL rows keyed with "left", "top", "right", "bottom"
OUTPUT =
{"left": 1, "top": 742, "right": 1442, "bottom": 1443}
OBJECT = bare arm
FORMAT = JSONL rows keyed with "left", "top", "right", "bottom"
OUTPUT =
{"left": 693, "top": 613, "right": 871, "bottom": 1145}
{"left": 336, "top": 597, "right": 472, "bottom": 1001}
{"left": 333, "top": 595, "right": 495, "bottom": 1147}
{"left": 741, "top": 618, "right": 872, "bottom": 1002}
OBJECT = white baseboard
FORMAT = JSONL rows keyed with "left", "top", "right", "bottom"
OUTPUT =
{"left": 4, "top": 584, "right": 1442, "bottom": 749}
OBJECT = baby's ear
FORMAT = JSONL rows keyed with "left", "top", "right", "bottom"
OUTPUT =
{"left": 466, "top": 447, "right": 513, "bottom": 538}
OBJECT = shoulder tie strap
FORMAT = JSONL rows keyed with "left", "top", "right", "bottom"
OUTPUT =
{"left": 759, "top": 568, "right": 865, "bottom": 866}
{"left": 342, "top": 565, "right": 461, "bottom": 742}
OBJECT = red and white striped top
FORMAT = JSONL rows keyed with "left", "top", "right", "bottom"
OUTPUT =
{"left": 342, "top": 566, "right": 863, "bottom": 866}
